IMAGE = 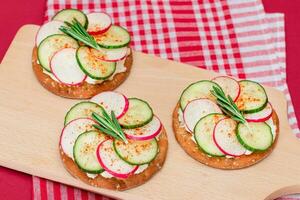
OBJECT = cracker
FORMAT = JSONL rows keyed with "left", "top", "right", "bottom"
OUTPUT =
{"left": 32, "top": 47, "right": 132, "bottom": 99}
{"left": 60, "top": 128, "right": 168, "bottom": 190}
{"left": 172, "top": 103, "right": 279, "bottom": 169}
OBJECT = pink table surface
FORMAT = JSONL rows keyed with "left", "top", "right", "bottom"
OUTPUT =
{"left": 0, "top": 0, "right": 299, "bottom": 199}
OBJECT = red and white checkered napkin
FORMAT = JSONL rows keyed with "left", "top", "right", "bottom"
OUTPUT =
{"left": 33, "top": 0, "right": 299, "bottom": 199}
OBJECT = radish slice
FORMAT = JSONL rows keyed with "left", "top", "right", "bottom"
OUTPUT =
{"left": 91, "top": 91, "right": 129, "bottom": 119}
{"left": 124, "top": 116, "right": 162, "bottom": 140}
{"left": 91, "top": 47, "right": 128, "bottom": 62}
{"left": 183, "top": 98, "right": 222, "bottom": 132}
{"left": 50, "top": 48, "right": 87, "bottom": 86}
{"left": 87, "top": 12, "right": 112, "bottom": 35}
{"left": 97, "top": 140, "right": 138, "bottom": 179}
{"left": 213, "top": 118, "right": 246, "bottom": 157}
{"left": 212, "top": 76, "right": 240, "bottom": 102}
{"left": 244, "top": 103, "right": 273, "bottom": 122}
{"left": 60, "top": 118, "right": 96, "bottom": 159}
{"left": 35, "top": 20, "right": 64, "bottom": 46}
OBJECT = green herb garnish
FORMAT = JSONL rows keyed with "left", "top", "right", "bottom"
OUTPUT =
{"left": 92, "top": 110, "right": 127, "bottom": 143}
{"left": 59, "top": 19, "right": 101, "bottom": 50}
{"left": 211, "top": 86, "right": 247, "bottom": 124}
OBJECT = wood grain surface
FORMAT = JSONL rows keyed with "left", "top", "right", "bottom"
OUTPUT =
{"left": 0, "top": 25, "right": 299, "bottom": 200}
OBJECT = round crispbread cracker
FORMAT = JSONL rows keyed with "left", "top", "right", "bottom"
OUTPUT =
{"left": 32, "top": 47, "right": 133, "bottom": 99}
{"left": 172, "top": 103, "right": 279, "bottom": 170}
{"left": 59, "top": 128, "right": 168, "bottom": 191}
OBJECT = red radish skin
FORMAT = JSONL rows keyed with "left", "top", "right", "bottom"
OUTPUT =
{"left": 60, "top": 118, "right": 96, "bottom": 159}
{"left": 50, "top": 48, "right": 87, "bottom": 86}
{"left": 213, "top": 118, "right": 246, "bottom": 157}
{"left": 87, "top": 12, "right": 112, "bottom": 35}
{"left": 183, "top": 98, "right": 222, "bottom": 133}
{"left": 124, "top": 116, "right": 162, "bottom": 141}
{"left": 97, "top": 140, "right": 138, "bottom": 179}
{"left": 91, "top": 91, "right": 129, "bottom": 119}
{"left": 244, "top": 103, "right": 273, "bottom": 122}
{"left": 212, "top": 76, "right": 241, "bottom": 102}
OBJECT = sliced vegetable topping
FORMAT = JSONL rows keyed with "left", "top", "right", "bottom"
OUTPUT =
{"left": 76, "top": 46, "right": 116, "bottom": 80}
{"left": 213, "top": 118, "right": 246, "bottom": 157}
{"left": 244, "top": 103, "right": 273, "bottom": 122}
{"left": 114, "top": 139, "right": 158, "bottom": 165}
{"left": 35, "top": 21, "right": 64, "bottom": 46}
{"left": 88, "top": 47, "right": 128, "bottom": 62}
{"left": 97, "top": 140, "right": 138, "bottom": 178}
{"left": 60, "top": 118, "right": 97, "bottom": 159}
{"left": 38, "top": 34, "right": 78, "bottom": 72}
{"left": 91, "top": 91, "right": 129, "bottom": 119}
{"left": 92, "top": 110, "right": 127, "bottom": 143}
{"left": 74, "top": 131, "right": 107, "bottom": 173}
{"left": 183, "top": 98, "right": 221, "bottom": 132}
{"left": 212, "top": 76, "right": 240, "bottom": 102}
{"left": 64, "top": 101, "right": 104, "bottom": 125}
{"left": 237, "top": 122, "right": 273, "bottom": 151}
{"left": 93, "top": 25, "right": 131, "bottom": 49}
{"left": 124, "top": 116, "right": 162, "bottom": 141}
{"left": 194, "top": 113, "right": 226, "bottom": 157}
{"left": 53, "top": 8, "right": 88, "bottom": 28}
{"left": 179, "top": 80, "right": 221, "bottom": 110}
{"left": 118, "top": 98, "right": 153, "bottom": 129}
{"left": 87, "top": 12, "right": 112, "bottom": 35}
{"left": 235, "top": 80, "right": 268, "bottom": 114}
{"left": 50, "top": 48, "right": 87, "bottom": 85}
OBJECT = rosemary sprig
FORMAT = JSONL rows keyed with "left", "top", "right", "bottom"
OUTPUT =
{"left": 59, "top": 19, "right": 101, "bottom": 50}
{"left": 211, "top": 86, "right": 247, "bottom": 124}
{"left": 92, "top": 110, "right": 128, "bottom": 143}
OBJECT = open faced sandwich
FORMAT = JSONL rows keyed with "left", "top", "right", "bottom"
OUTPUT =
{"left": 59, "top": 91, "right": 168, "bottom": 190}
{"left": 32, "top": 9, "right": 132, "bottom": 99}
{"left": 172, "top": 76, "right": 279, "bottom": 169}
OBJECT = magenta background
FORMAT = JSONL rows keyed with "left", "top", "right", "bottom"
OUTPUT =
{"left": 0, "top": 0, "right": 299, "bottom": 199}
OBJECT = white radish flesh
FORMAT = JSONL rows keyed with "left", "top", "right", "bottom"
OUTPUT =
{"left": 87, "top": 12, "right": 112, "bottom": 35}
{"left": 212, "top": 76, "right": 240, "bottom": 102}
{"left": 244, "top": 103, "right": 273, "bottom": 122}
{"left": 97, "top": 140, "right": 138, "bottom": 179}
{"left": 183, "top": 98, "right": 222, "bottom": 132}
{"left": 124, "top": 116, "right": 162, "bottom": 140}
{"left": 213, "top": 118, "right": 246, "bottom": 157}
{"left": 50, "top": 48, "right": 87, "bottom": 86}
{"left": 35, "top": 21, "right": 64, "bottom": 46}
{"left": 91, "top": 91, "right": 129, "bottom": 119}
{"left": 60, "top": 118, "right": 96, "bottom": 159}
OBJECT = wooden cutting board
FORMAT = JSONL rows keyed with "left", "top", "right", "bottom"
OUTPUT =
{"left": 0, "top": 25, "right": 300, "bottom": 200}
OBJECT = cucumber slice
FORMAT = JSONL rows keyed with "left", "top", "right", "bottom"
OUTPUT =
{"left": 76, "top": 46, "right": 116, "bottom": 80}
{"left": 38, "top": 34, "right": 78, "bottom": 72}
{"left": 237, "top": 122, "right": 273, "bottom": 151}
{"left": 194, "top": 113, "right": 226, "bottom": 157}
{"left": 60, "top": 118, "right": 96, "bottom": 159}
{"left": 113, "top": 139, "right": 158, "bottom": 165}
{"left": 64, "top": 101, "right": 104, "bottom": 125}
{"left": 53, "top": 9, "right": 88, "bottom": 28}
{"left": 118, "top": 98, "right": 153, "bottom": 129}
{"left": 73, "top": 131, "right": 107, "bottom": 173}
{"left": 235, "top": 80, "right": 268, "bottom": 114}
{"left": 93, "top": 25, "right": 131, "bottom": 49}
{"left": 179, "top": 80, "right": 221, "bottom": 110}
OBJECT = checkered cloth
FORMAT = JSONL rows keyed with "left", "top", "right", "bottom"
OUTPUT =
{"left": 33, "top": 0, "right": 300, "bottom": 199}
